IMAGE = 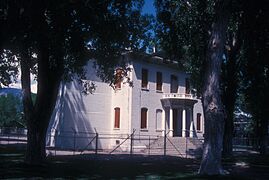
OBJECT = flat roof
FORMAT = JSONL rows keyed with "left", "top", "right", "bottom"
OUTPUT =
{"left": 124, "top": 51, "right": 185, "bottom": 71}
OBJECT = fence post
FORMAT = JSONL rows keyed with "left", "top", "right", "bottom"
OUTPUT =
{"left": 130, "top": 129, "right": 135, "bottom": 155}
{"left": 164, "top": 131, "right": 167, "bottom": 156}
{"left": 95, "top": 132, "right": 98, "bottom": 154}
{"left": 185, "top": 137, "right": 188, "bottom": 158}
{"left": 55, "top": 130, "right": 57, "bottom": 156}
{"left": 17, "top": 130, "right": 19, "bottom": 145}
{"left": 73, "top": 131, "right": 76, "bottom": 155}
{"left": 148, "top": 136, "right": 151, "bottom": 155}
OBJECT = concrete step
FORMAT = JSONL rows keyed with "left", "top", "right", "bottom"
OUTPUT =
{"left": 146, "top": 137, "right": 203, "bottom": 158}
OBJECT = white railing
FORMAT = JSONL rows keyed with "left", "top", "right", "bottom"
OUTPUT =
{"left": 162, "top": 93, "right": 195, "bottom": 99}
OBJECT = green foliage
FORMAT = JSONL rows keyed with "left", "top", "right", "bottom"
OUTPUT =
{"left": 0, "top": 94, "right": 24, "bottom": 127}
{"left": 155, "top": 0, "right": 214, "bottom": 94}
{"left": 0, "top": 50, "right": 19, "bottom": 88}
{"left": 0, "top": 0, "right": 153, "bottom": 86}
{"left": 240, "top": 0, "right": 269, "bottom": 139}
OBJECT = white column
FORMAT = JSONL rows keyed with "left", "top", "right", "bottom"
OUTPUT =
{"left": 162, "top": 109, "right": 165, "bottom": 136}
{"left": 190, "top": 108, "right": 194, "bottom": 137}
{"left": 182, "top": 108, "right": 186, "bottom": 137}
{"left": 169, "top": 108, "right": 173, "bottom": 137}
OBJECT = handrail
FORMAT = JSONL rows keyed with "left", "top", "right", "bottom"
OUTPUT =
{"left": 166, "top": 137, "right": 183, "bottom": 157}
{"left": 80, "top": 136, "right": 97, "bottom": 154}
{"left": 165, "top": 129, "right": 171, "bottom": 136}
{"left": 163, "top": 130, "right": 183, "bottom": 157}
{"left": 109, "top": 129, "right": 136, "bottom": 154}
{"left": 163, "top": 130, "right": 171, "bottom": 156}
{"left": 163, "top": 93, "right": 194, "bottom": 99}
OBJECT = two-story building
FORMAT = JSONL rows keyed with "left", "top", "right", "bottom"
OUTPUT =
{"left": 46, "top": 52, "right": 204, "bottom": 151}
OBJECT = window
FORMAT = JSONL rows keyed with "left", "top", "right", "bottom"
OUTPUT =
{"left": 114, "top": 108, "right": 120, "bottom": 128}
{"left": 141, "top": 68, "right": 148, "bottom": 89}
{"left": 141, "top": 108, "right": 148, "bottom": 129}
{"left": 185, "top": 78, "right": 190, "bottom": 94}
{"left": 156, "top": 72, "right": 162, "bottom": 91}
{"left": 156, "top": 109, "right": 162, "bottom": 130}
{"left": 114, "top": 68, "right": 123, "bottom": 89}
{"left": 197, "top": 113, "right": 201, "bottom": 131}
{"left": 170, "top": 75, "right": 178, "bottom": 93}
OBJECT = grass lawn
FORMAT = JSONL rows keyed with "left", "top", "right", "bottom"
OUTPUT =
{"left": 0, "top": 144, "right": 269, "bottom": 179}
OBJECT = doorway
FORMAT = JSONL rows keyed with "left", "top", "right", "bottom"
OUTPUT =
{"left": 172, "top": 109, "right": 182, "bottom": 137}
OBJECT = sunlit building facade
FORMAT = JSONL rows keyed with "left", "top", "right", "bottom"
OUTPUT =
{"left": 46, "top": 53, "right": 204, "bottom": 150}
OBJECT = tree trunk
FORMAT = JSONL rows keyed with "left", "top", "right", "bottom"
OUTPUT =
{"left": 259, "top": 117, "right": 268, "bottom": 154}
{"left": 21, "top": 41, "right": 62, "bottom": 164}
{"left": 26, "top": 59, "right": 61, "bottom": 164}
{"left": 21, "top": 1, "right": 62, "bottom": 164}
{"left": 222, "top": 109, "right": 234, "bottom": 157}
{"left": 198, "top": 0, "right": 231, "bottom": 175}
{"left": 222, "top": 31, "right": 241, "bottom": 157}
{"left": 24, "top": 75, "right": 61, "bottom": 164}
{"left": 26, "top": 119, "right": 47, "bottom": 163}
{"left": 222, "top": 56, "right": 235, "bottom": 157}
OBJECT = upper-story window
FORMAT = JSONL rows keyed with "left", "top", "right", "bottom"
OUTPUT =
{"left": 170, "top": 75, "right": 178, "bottom": 93}
{"left": 156, "top": 72, "right": 162, "bottom": 91}
{"left": 141, "top": 68, "right": 148, "bottom": 89}
{"left": 114, "top": 68, "right": 123, "bottom": 89}
{"left": 141, "top": 108, "right": 148, "bottom": 129}
{"left": 185, "top": 78, "right": 190, "bottom": 94}
{"left": 197, "top": 113, "right": 201, "bottom": 131}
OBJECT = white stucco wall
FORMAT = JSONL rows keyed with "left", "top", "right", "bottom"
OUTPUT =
{"left": 47, "top": 55, "right": 205, "bottom": 151}
{"left": 130, "top": 59, "right": 189, "bottom": 137}
{"left": 193, "top": 99, "right": 204, "bottom": 138}
{"left": 47, "top": 61, "right": 113, "bottom": 150}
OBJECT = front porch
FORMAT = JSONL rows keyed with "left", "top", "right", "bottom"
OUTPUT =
{"left": 161, "top": 93, "right": 198, "bottom": 138}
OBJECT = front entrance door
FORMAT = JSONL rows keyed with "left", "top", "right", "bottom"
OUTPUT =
{"left": 172, "top": 109, "right": 182, "bottom": 137}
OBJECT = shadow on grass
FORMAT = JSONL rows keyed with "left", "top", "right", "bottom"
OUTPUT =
{"left": 0, "top": 144, "right": 269, "bottom": 179}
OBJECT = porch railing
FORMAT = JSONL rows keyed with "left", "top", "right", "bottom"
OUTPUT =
{"left": 162, "top": 93, "right": 194, "bottom": 99}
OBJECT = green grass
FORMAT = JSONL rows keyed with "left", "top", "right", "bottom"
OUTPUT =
{"left": 1, "top": 144, "right": 269, "bottom": 179}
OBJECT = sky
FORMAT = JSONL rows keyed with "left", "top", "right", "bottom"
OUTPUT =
{"left": 9, "top": 69, "right": 37, "bottom": 93}
{"left": 142, "top": 0, "right": 156, "bottom": 16}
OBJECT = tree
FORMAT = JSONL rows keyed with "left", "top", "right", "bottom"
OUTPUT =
{"left": 0, "top": 93, "right": 24, "bottom": 127}
{"left": 198, "top": 0, "right": 231, "bottom": 174}
{"left": 221, "top": 5, "right": 243, "bottom": 157}
{"left": 241, "top": 0, "right": 269, "bottom": 154}
{"left": 0, "top": 0, "right": 151, "bottom": 164}
{"left": 155, "top": 0, "right": 210, "bottom": 91}
{"left": 0, "top": 50, "right": 19, "bottom": 88}
{"left": 156, "top": 0, "right": 231, "bottom": 174}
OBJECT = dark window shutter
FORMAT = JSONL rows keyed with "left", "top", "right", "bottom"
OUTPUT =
{"left": 141, "top": 108, "right": 147, "bottom": 129}
{"left": 197, "top": 113, "right": 201, "bottom": 131}
{"left": 114, "top": 108, "right": 120, "bottom": 128}
{"left": 142, "top": 69, "right": 148, "bottom": 88}
{"left": 170, "top": 75, "right": 178, "bottom": 93}
{"left": 156, "top": 72, "right": 162, "bottom": 91}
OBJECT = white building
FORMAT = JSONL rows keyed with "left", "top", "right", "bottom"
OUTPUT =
{"left": 46, "top": 53, "right": 204, "bottom": 152}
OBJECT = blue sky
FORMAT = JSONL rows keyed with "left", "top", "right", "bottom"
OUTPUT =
{"left": 142, "top": 0, "right": 156, "bottom": 16}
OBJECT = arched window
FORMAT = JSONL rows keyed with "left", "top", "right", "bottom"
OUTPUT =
{"left": 141, "top": 108, "right": 148, "bottom": 129}
{"left": 197, "top": 113, "right": 201, "bottom": 131}
{"left": 156, "top": 109, "right": 163, "bottom": 130}
{"left": 114, "top": 107, "right": 120, "bottom": 128}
